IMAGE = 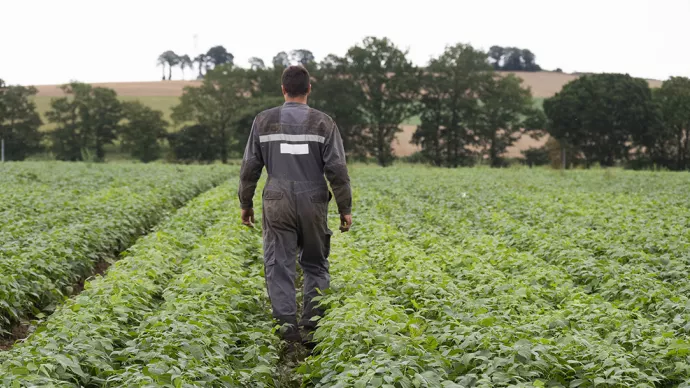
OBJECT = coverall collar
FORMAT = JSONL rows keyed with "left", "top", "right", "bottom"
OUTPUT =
{"left": 283, "top": 101, "right": 309, "bottom": 107}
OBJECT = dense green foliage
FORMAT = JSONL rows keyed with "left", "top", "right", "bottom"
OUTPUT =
{"left": 300, "top": 166, "right": 690, "bottom": 387}
{"left": 0, "top": 181, "right": 276, "bottom": 387}
{"left": 48, "top": 83, "right": 122, "bottom": 161}
{"left": 649, "top": 77, "right": 690, "bottom": 170}
{"left": 119, "top": 101, "right": 169, "bottom": 163}
{"left": 341, "top": 37, "right": 420, "bottom": 166}
{"left": 1, "top": 165, "right": 689, "bottom": 387}
{"left": 0, "top": 80, "right": 43, "bottom": 161}
{"left": 543, "top": 74, "right": 660, "bottom": 168}
{"left": 0, "top": 162, "right": 233, "bottom": 335}
{"left": 46, "top": 83, "right": 174, "bottom": 162}
{"left": 543, "top": 74, "right": 690, "bottom": 170}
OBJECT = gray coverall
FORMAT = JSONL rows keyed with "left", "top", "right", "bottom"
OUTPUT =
{"left": 238, "top": 102, "right": 352, "bottom": 339}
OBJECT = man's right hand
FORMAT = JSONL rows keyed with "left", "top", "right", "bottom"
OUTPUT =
{"left": 340, "top": 213, "right": 352, "bottom": 233}
{"left": 241, "top": 208, "right": 255, "bottom": 228}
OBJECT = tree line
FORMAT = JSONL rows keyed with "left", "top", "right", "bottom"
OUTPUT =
{"left": 3, "top": 36, "right": 690, "bottom": 170}
{"left": 157, "top": 43, "right": 543, "bottom": 81}
{"left": 488, "top": 46, "right": 541, "bottom": 71}
{"left": 0, "top": 79, "right": 168, "bottom": 162}
{"left": 163, "top": 38, "right": 546, "bottom": 167}
{"left": 2, "top": 37, "right": 546, "bottom": 165}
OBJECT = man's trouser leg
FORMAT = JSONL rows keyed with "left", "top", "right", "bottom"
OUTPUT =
{"left": 295, "top": 183, "right": 332, "bottom": 330}
{"left": 262, "top": 180, "right": 300, "bottom": 342}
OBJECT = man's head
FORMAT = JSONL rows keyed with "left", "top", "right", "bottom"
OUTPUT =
{"left": 281, "top": 65, "right": 311, "bottom": 102}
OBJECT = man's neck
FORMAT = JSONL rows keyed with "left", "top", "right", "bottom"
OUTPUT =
{"left": 284, "top": 96, "right": 308, "bottom": 104}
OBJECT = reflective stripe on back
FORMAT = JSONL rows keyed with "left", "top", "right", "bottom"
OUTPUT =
{"left": 260, "top": 134, "right": 325, "bottom": 143}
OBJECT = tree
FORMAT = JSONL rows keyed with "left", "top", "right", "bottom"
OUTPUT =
{"left": 158, "top": 51, "right": 180, "bottom": 80}
{"left": 119, "top": 101, "right": 168, "bottom": 162}
{"left": 248, "top": 66, "right": 283, "bottom": 98}
{"left": 171, "top": 65, "right": 251, "bottom": 163}
{"left": 0, "top": 80, "right": 43, "bottom": 161}
{"left": 248, "top": 57, "right": 266, "bottom": 70}
{"left": 290, "top": 49, "right": 316, "bottom": 68}
{"left": 47, "top": 83, "right": 122, "bottom": 161}
{"left": 47, "top": 85, "right": 86, "bottom": 161}
{"left": 272, "top": 51, "right": 290, "bottom": 69}
{"left": 414, "top": 43, "right": 492, "bottom": 167}
{"left": 502, "top": 47, "right": 523, "bottom": 71}
{"left": 488, "top": 46, "right": 504, "bottom": 70}
{"left": 178, "top": 54, "right": 193, "bottom": 80}
{"left": 194, "top": 54, "right": 208, "bottom": 79}
{"left": 310, "top": 54, "right": 368, "bottom": 159}
{"left": 543, "top": 73, "right": 658, "bottom": 167}
{"left": 230, "top": 96, "right": 283, "bottom": 157}
{"left": 157, "top": 55, "right": 167, "bottom": 81}
{"left": 650, "top": 77, "right": 690, "bottom": 170}
{"left": 476, "top": 74, "right": 544, "bottom": 167}
{"left": 168, "top": 124, "right": 219, "bottom": 163}
{"left": 206, "top": 45, "right": 234, "bottom": 68}
{"left": 521, "top": 49, "right": 541, "bottom": 71}
{"left": 344, "top": 37, "right": 420, "bottom": 166}
{"left": 521, "top": 146, "right": 550, "bottom": 167}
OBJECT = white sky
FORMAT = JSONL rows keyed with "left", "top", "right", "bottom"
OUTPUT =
{"left": 1, "top": 0, "right": 687, "bottom": 85}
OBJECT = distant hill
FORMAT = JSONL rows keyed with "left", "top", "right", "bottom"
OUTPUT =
{"left": 32, "top": 72, "right": 665, "bottom": 158}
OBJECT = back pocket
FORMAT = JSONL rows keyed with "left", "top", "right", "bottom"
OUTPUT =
{"left": 309, "top": 190, "right": 331, "bottom": 227}
{"left": 263, "top": 190, "right": 286, "bottom": 224}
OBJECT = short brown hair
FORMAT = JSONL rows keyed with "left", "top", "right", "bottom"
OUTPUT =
{"left": 281, "top": 66, "right": 310, "bottom": 97}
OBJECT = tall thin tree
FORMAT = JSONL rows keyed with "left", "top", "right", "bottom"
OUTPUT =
{"left": 179, "top": 54, "right": 193, "bottom": 80}
{"left": 157, "top": 54, "right": 167, "bottom": 80}
{"left": 194, "top": 54, "right": 208, "bottom": 79}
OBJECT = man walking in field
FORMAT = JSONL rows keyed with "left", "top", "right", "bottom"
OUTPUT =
{"left": 238, "top": 66, "right": 353, "bottom": 348}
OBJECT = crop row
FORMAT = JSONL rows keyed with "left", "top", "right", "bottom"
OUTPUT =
{"left": 0, "top": 163, "right": 198, "bottom": 231}
{"left": 105, "top": 215, "right": 276, "bottom": 387}
{"left": 0, "top": 162, "right": 122, "bottom": 215}
{"left": 0, "top": 164, "right": 233, "bottom": 334}
{"left": 0, "top": 182, "right": 278, "bottom": 387}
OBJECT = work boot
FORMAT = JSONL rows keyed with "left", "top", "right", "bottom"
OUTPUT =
{"left": 277, "top": 321, "right": 302, "bottom": 343}
{"left": 300, "top": 326, "right": 317, "bottom": 352}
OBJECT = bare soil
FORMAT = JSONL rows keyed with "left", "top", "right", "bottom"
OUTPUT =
{"left": 72, "top": 257, "right": 114, "bottom": 295}
{"left": 0, "top": 322, "right": 31, "bottom": 351}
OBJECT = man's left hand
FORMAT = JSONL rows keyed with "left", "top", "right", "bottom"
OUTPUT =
{"left": 241, "top": 208, "right": 255, "bottom": 228}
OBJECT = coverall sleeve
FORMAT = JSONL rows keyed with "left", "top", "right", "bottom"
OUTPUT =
{"left": 323, "top": 122, "right": 352, "bottom": 215}
{"left": 238, "top": 118, "right": 264, "bottom": 209}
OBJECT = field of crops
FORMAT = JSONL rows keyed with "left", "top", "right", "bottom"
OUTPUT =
{"left": 1, "top": 164, "right": 689, "bottom": 387}
{"left": 0, "top": 162, "right": 233, "bottom": 339}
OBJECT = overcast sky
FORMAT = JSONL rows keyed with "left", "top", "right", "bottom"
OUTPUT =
{"left": 1, "top": 0, "right": 687, "bottom": 86}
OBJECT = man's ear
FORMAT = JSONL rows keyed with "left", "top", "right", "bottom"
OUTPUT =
{"left": 307, "top": 84, "right": 312, "bottom": 95}
{"left": 281, "top": 85, "right": 286, "bottom": 96}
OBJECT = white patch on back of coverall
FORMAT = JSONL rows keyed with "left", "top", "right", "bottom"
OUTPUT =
{"left": 280, "top": 143, "right": 309, "bottom": 155}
